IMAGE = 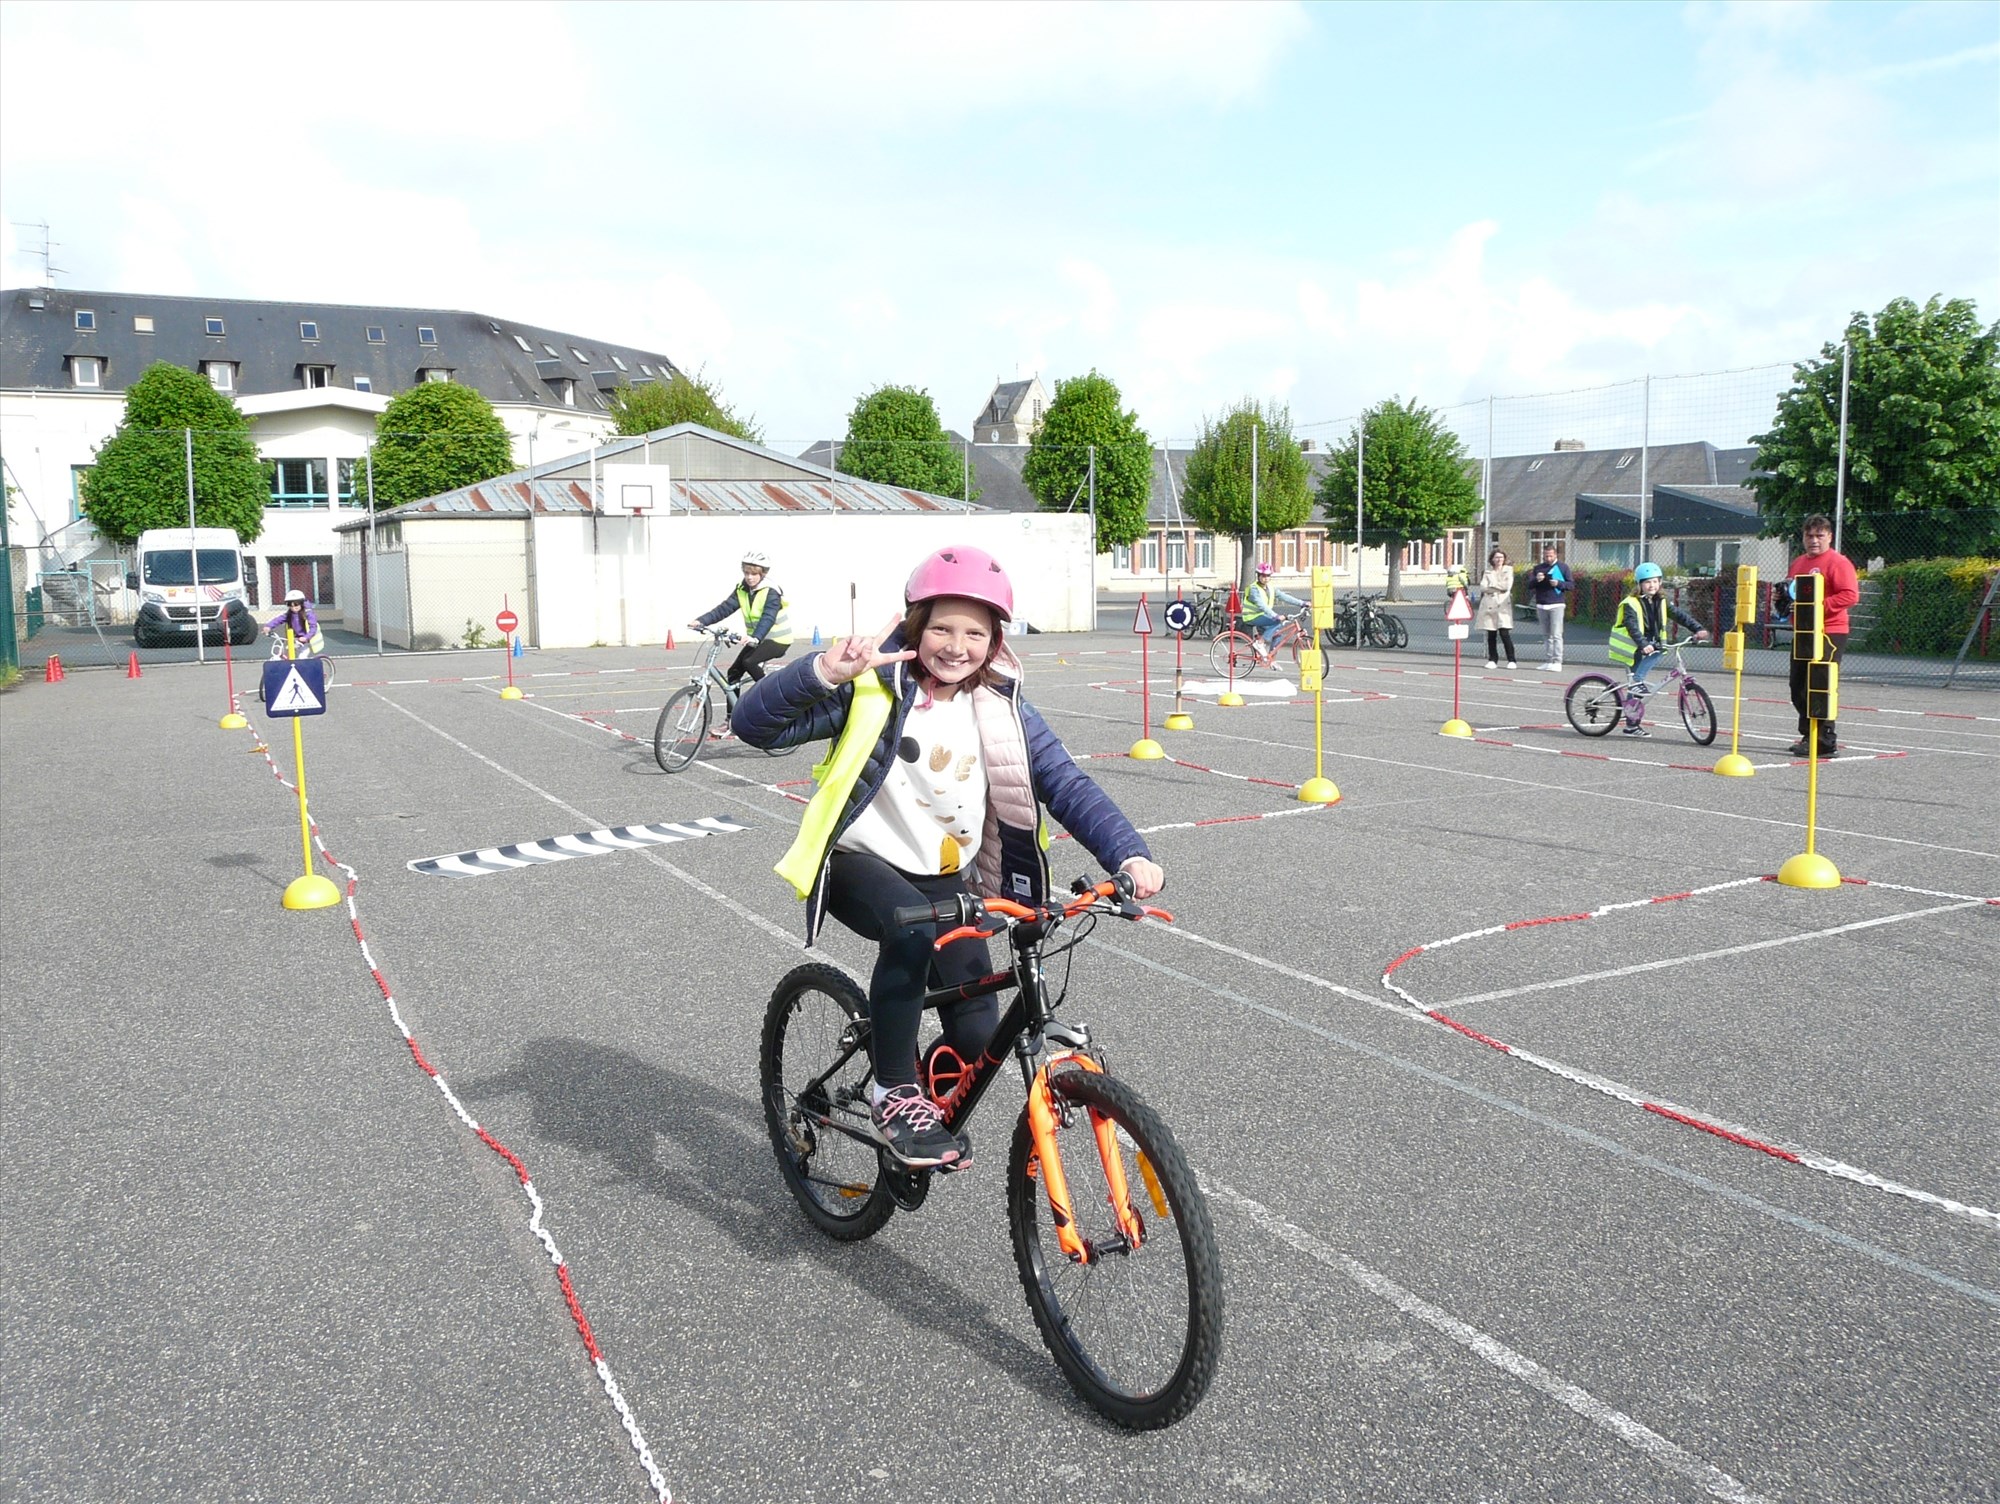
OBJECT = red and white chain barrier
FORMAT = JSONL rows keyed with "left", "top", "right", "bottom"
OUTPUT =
{"left": 239, "top": 717, "right": 673, "bottom": 1502}
{"left": 1381, "top": 873, "right": 2000, "bottom": 1231}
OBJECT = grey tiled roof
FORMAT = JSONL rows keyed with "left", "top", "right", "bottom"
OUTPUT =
{"left": 0, "top": 286, "right": 681, "bottom": 412}
{"left": 1485, "top": 441, "right": 1761, "bottom": 526}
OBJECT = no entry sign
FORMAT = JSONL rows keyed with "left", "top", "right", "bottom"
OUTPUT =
{"left": 496, "top": 609, "right": 519, "bottom": 634}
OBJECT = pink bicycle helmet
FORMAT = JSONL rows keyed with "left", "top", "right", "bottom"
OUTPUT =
{"left": 1255, "top": 561, "right": 1275, "bottom": 577}
{"left": 905, "top": 545, "right": 1014, "bottom": 621}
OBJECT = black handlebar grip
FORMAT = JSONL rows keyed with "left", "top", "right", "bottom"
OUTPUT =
{"left": 891, "top": 900, "right": 950, "bottom": 929}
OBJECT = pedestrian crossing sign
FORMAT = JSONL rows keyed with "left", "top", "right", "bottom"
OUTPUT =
{"left": 261, "top": 658, "right": 327, "bottom": 717}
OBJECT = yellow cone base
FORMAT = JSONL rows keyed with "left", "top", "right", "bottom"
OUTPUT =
{"left": 1439, "top": 719, "right": 1474, "bottom": 738}
{"left": 1297, "top": 776, "right": 1341, "bottom": 804}
{"left": 1129, "top": 738, "right": 1166, "bottom": 760}
{"left": 1217, "top": 692, "right": 1245, "bottom": 707}
{"left": 1712, "top": 753, "right": 1755, "bottom": 778}
{"left": 282, "top": 873, "right": 344, "bottom": 910}
{"left": 1776, "top": 852, "right": 1842, "bottom": 889}
{"left": 1164, "top": 712, "right": 1194, "bottom": 731}
{"left": 499, "top": 686, "right": 524, "bottom": 700}
{"left": 220, "top": 711, "right": 248, "bottom": 730}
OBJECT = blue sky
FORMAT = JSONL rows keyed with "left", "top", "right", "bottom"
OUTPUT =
{"left": 3, "top": 1, "right": 1994, "bottom": 452}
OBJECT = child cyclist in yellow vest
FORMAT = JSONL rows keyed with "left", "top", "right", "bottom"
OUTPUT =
{"left": 734, "top": 546, "right": 1163, "bottom": 1171}
{"left": 688, "top": 550, "right": 792, "bottom": 688}
{"left": 1607, "top": 563, "right": 1709, "bottom": 736}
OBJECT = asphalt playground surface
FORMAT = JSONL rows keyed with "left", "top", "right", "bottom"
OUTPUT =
{"left": 3, "top": 622, "right": 1996, "bottom": 1504}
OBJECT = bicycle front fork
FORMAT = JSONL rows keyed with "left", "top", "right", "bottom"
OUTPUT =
{"left": 1024, "top": 1052, "right": 1147, "bottom": 1263}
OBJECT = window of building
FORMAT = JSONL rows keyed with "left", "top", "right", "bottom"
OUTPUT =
{"left": 300, "top": 321, "right": 319, "bottom": 341}
{"left": 302, "top": 365, "right": 331, "bottom": 388}
{"left": 204, "top": 360, "right": 234, "bottom": 392}
{"left": 554, "top": 378, "right": 576, "bottom": 407}
{"left": 1526, "top": 529, "right": 1567, "bottom": 558}
{"left": 417, "top": 326, "right": 438, "bottom": 345}
{"left": 133, "top": 314, "right": 154, "bottom": 333}
{"left": 367, "top": 325, "right": 386, "bottom": 343}
{"left": 1281, "top": 534, "right": 1298, "bottom": 570}
{"left": 514, "top": 334, "right": 532, "bottom": 351}
{"left": 75, "top": 309, "right": 96, "bottom": 330}
{"left": 1194, "top": 532, "right": 1214, "bottom": 571}
{"left": 337, "top": 458, "right": 363, "bottom": 507}
{"left": 1450, "top": 531, "right": 1469, "bottom": 567}
{"left": 542, "top": 343, "right": 560, "bottom": 358}
{"left": 1525, "top": 458, "right": 1543, "bottom": 472}
{"left": 610, "top": 354, "right": 627, "bottom": 371}
{"left": 70, "top": 464, "right": 92, "bottom": 518}
{"left": 267, "top": 556, "right": 335, "bottom": 607}
{"left": 268, "top": 458, "right": 330, "bottom": 509}
{"left": 71, "top": 356, "right": 101, "bottom": 388}
{"left": 1112, "top": 543, "right": 1132, "bottom": 571}
{"left": 639, "top": 363, "right": 653, "bottom": 376}
{"left": 352, "top": 376, "right": 372, "bottom": 392}
{"left": 421, "top": 367, "right": 451, "bottom": 382}
{"left": 1138, "top": 535, "right": 1160, "bottom": 572}
{"left": 1595, "top": 541, "right": 1636, "bottom": 568}
{"left": 1614, "top": 453, "right": 1633, "bottom": 470}
{"left": 1167, "top": 531, "right": 1187, "bottom": 572}
{"left": 571, "top": 347, "right": 589, "bottom": 363}
{"left": 205, "top": 316, "right": 226, "bottom": 336}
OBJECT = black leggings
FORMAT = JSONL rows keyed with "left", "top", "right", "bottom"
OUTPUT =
{"left": 823, "top": 850, "right": 1000, "bottom": 1089}
{"left": 1485, "top": 628, "right": 1516, "bottom": 661}
{"left": 1790, "top": 632, "right": 1845, "bottom": 746}
{"left": 727, "top": 637, "right": 788, "bottom": 685}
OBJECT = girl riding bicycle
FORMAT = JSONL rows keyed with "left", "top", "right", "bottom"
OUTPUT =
{"left": 734, "top": 545, "right": 1162, "bottom": 1171}
{"left": 265, "top": 589, "right": 324, "bottom": 656}
{"left": 1608, "top": 563, "right": 1708, "bottom": 735}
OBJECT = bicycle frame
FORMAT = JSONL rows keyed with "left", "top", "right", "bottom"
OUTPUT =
{"left": 790, "top": 880, "right": 1171, "bottom": 1264}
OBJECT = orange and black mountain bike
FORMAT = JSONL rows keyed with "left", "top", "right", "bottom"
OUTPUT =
{"left": 760, "top": 873, "right": 1223, "bottom": 1429}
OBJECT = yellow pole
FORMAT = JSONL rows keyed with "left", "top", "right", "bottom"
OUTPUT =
{"left": 1804, "top": 720, "right": 1818, "bottom": 855}
{"left": 278, "top": 624, "right": 342, "bottom": 910}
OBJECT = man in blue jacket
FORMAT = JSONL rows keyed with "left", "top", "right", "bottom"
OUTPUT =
{"left": 1524, "top": 543, "right": 1570, "bottom": 671}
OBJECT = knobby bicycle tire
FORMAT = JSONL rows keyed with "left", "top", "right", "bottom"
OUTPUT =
{"left": 1361, "top": 613, "right": 1396, "bottom": 650}
{"left": 1207, "top": 630, "right": 1261, "bottom": 680}
{"left": 653, "top": 684, "right": 712, "bottom": 773}
{"left": 1564, "top": 674, "right": 1624, "bottom": 737}
{"left": 1329, "top": 615, "right": 1356, "bottom": 648}
{"left": 1680, "top": 681, "right": 1718, "bottom": 746}
{"left": 1386, "top": 615, "right": 1409, "bottom": 649}
{"left": 761, "top": 963, "right": 896, "bottom": 1241}
{"left": 1007, "top": 1068, "right": 1223, "bottom": 1430}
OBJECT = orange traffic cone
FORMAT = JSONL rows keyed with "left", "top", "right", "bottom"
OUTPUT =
{"left": 43, "top": 654, "right": 64, "bottom": 682}
{"left": 127, "top": 651, "right": 143, "bottom": 679}
{"left": 665, "top": 629, "right": 675, "bottom": 650}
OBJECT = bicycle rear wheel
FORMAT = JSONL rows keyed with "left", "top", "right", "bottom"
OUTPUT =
{"left": 1361, "top": 613, "right": 1395, "bottom": 649}
{"left": 1564, "top": 674, "right": 1624, "bottom": 737}
{"left": 1008, "top": 1067, "right": 1223, "bottom": 1430}
{"left": 1385, "top": 615, "right": 1408, "bottom": 649}
{"left": 1680, "top": 681, "right": 1718, "bottom": 746}
{"left": 761, "top": 963, "right": 894, "bottom": 1241}
{"left": 1207, "top": 630, "right": 1260, "bottom": 680}
{"left": 653, "top": 684, "right": 713, "bottom": 772}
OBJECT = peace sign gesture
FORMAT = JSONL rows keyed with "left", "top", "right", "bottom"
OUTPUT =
{"left": 816, "top": 614, "right": 917, "bottom": 687}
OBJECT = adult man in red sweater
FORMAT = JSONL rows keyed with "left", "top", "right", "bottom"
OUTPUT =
{"left": 1783, "top": 514, "right": 1859, "bottom": 758}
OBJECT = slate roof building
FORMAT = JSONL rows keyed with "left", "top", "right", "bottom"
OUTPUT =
{"left": 1, "top": 285, "right": 679, "bottom": 609}
{"left": 970, "top": 376, "right": 1049, "bottom": 445}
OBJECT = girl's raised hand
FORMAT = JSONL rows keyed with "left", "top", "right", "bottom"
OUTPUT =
{"left": 817, "top": 614, "right": 917, "bottom": 686}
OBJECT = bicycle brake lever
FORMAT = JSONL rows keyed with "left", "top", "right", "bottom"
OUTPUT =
{"left": 934, "top": 924, "right": 1000, "bottom": 949}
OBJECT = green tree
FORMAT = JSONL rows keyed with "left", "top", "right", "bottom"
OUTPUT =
{"left": 1751, "top": 295, "right": 2000, "bottom": 562}
{"left": 834, "top": 385, "right": 976, "bottom": 502}
{"left": 1317, "top": 397, "right": 1482, "bottom": 600}
{"left": 1020, "top": 371, "right": 1153, "bottom": 554}
{"left": 366, "top": 383, "right": 514, "bottom": 510}
{"left": 608, "top": 369, "right": 762, "bottom": 443}
{"left": 80, "top": 362, "right": 267, "bottom": 544}
{"left": 1181, "top": 399, "right": 1312, "bottom": 586}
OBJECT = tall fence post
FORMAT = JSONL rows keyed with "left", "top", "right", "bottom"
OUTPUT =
{"left": 185, "top": 426, "right": 206, "bottom": 664}
{"left": 1637, "top": 374, "right": 1650, "bottom": 568}
{"left": 366, "top": 446, "right": 383, "bottom": 656}
{"left": 1834, "top": 339, "right": 1851, "bottom": 555}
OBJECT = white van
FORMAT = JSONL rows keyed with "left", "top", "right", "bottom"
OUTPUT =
{"left": 128, "top": 528, "right": 258, "bottom": 647}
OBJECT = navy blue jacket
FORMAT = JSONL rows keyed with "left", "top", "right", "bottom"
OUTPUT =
{"left": 1525, "top": 561, "right": 1571, "bottom": 606}
{"left": 733, "top": 637, "right": 1152, "bottom": 943}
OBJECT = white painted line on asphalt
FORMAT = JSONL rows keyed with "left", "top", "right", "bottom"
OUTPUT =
{"left": 1441, "top": 902, "right": 1985, "bottom": 1007}
{"left": 1205, "top": 1178, "right": 1772, "bottom": 1504}
{"left": 1092, "top": 933, "right": 2000, "bottom": 1311}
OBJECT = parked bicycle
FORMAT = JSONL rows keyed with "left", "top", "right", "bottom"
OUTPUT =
{"left": 1326, "top": 592, "right": 1407, "bottom": 649}
{"left": 652, "top": 628, "right": 798, "bottom": 772}
{"left": 1186, "top": 585, "right": 1229, "bottom": 638}
{"left": 761, "top": 872, "right": 1223, "bottom": 1429}
{"left": 1207, "top": 605, "right": 1339, "bottom": 679}
{"left": 1563, "top": 639, "right": 1717, "bottom": 745}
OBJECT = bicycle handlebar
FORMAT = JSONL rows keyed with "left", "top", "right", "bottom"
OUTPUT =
{"left": 891, "top": 871, "right": 1173, "bottom": 940}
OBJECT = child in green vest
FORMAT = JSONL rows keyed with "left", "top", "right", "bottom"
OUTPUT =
{"left": 1607, "top": 563, "right": 1708, "bottom": 736}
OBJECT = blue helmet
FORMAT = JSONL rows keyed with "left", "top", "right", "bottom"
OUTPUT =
{"left": 1634, "top": 563, "right": 1663, "bottom": 583}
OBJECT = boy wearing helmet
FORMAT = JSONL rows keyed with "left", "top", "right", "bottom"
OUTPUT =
{"left": 734, "top": 546, "right": 1161, "bottom": 1170}
{"left": 689, "top": 551, "right": 792, "bottom": 689}
{"left": 1241, "top": 561, "right": 1304, "bottom": 661}
{"left": 265, "top": 589, "right": 324, "bottom": 657}
{"left": 1607, "top": 563, "right": 1708, "bottom": 736}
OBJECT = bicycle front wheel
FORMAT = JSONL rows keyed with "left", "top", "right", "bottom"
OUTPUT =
{"left": 761, "top": 963, "right": 894, "bottom": 1241}
{"left": 1386, "top": 615, "right": 1408, "bottom": 649}
{"left": 1008, "top": 1068, "right": 1223, "bottom": 1430}
{"left": 1329, "top": 614, "right": 1356, "bottom": 648}
{"left": 1680, "top": 681, "right": 1718, "bottom": 746}
{"left": 1361, "top": 614, "right": 1396, "bottom": 649}
{"left": 653, "top": 685, "right": 713, "bottom": 772}
{"left": 1208, "top": 630, "right": 1260, "bottom": 680}
{"left": 1564, "top": 674, "right": 1624, "bottom": 737}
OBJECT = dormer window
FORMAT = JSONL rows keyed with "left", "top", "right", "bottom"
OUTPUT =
{"left": 205, "top": 316, "right": 226, "bottom": 336}
{"left": 420, "top": 367, "right": 451, "bottom": 383}
{"left": 353, "top": 376, "right": 373, "bottom": 393}
{"left": 300, "top": 320, "right": 319, "bottom": 341}
{"left": 204, "top": 360, "right": 235, "bottom": 392}
{"left": 75, "top": 310, "right": 96, "bottom": 331}
{"left": 301, "top": 364, "right": 332, "bottom": 388}
{"left": 554, "top": 378, "right": 576, "bottom": 406}
{"left": 417, "top": 326, "right": 438, "bottom": 346}
{"left": 71, "top": 355, "right": 102, "bottom": 388}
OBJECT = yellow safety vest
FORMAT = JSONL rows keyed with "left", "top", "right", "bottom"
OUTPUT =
{"left": 774, "top": 669, "right": 892, "bottom": 898}
{"left": 736, "top": 584, "right": 792, "bottom": 646}
{"left": 1608, "top": 593, "right": 1654, "bottom": 667}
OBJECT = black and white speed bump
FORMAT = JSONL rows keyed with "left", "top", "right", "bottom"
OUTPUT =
{"left": 409, "top": 815, "right": 752, "bottom": 877}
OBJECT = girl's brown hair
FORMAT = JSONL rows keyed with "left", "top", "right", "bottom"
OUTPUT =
{"left": 901, "top": 596, "right": 1003, "bottom": 693}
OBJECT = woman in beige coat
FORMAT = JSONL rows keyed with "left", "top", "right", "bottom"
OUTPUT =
{"left": 1474, "top": 548, "right": 1517, "bottom": 667}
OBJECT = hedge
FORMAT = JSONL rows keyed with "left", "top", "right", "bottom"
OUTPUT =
{"left": 1860, "top": 558, "right": 2000, "bottom": 660}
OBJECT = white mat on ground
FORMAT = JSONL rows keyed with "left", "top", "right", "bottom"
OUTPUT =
{"left": 1179, "top": 678, "right": 1297, "bottom": 697}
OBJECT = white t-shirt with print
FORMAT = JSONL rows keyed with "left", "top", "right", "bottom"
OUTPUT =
{"left": 836, "top": 690, "right": 988, "bottom": 877}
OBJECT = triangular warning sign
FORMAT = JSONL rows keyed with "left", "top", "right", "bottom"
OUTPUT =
{"left": 1132, "top": 596, "right": 1153, "bottom": 635}
{"left": 1445, "top": 589, "right": 1473, "bottom": 623}
{"left": 269, "top": 667, "right": 324, "bottom": 713}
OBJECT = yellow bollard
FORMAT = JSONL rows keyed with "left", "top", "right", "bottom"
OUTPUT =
{"left": 1296, "top": 641, "right": 1341, "bottom": 805}
{"left": 1714, "top": 567, "right": 1757, "bottom": 776}
{"left": 1777, "top": 581, "right": 1839, "bottom": 888}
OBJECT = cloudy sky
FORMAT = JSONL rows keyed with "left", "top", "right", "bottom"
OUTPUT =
{"left": 3, "top": 1, "right": 1994, "bottom": 451}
